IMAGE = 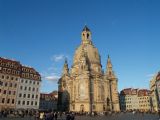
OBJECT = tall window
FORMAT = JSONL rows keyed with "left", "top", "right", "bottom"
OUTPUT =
{"left": 2, "top": 98, "right": 5, "bottom": 103}
{"left": 31, "top": 101, "right": 33, "bottom": 105}
{"left": 29, "top": 87, "right": 31, "bottom": 91}
{"left": 19, "top": 93, "right": 22, "bottom": 97}
{"left": 25, "top": 86, "right": 27, "bottom": 90}
{"left": 27, "top": 101, "right": 30, "bottom": 105}
{"left": 22, "top": 101, "right": 25, "bottom": 105}
{"left": 3, "top": 90, "right": 6, "bottom": 94}
{"left": 32, "top": 88, "right": 35, "bottom": 91}
{"left": 5, "top": 83, "right": 7, "bottom": 87}
{"left": 7, "top": 99, "right": 10, "bottom": 103}
{"left": 10, "top": 83, "right": 12, "bottom": 87}
{"left": 23, "top": 94, "right": 26, "bottom": 98}
{"left": 8, "top": 91, "right": 11, "bottom": 95}
{"left": 14, "top": 83, "right": 17, "bottom": 88}
{"left": 32, "top": 94, "right": 34, "bottom": 98}
{"left": 87, "top": 33, "right": 89, "bottom": 39}
{"left": 12, "top": 99, "right": 14, "bottom": 104}
{"left": 36, "top": 95, "right": 38, "bottom": 99}
{"left": 28, "top": 94, "right": 30, "bottom": 98}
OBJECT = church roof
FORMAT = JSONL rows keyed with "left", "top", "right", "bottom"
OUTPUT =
{"left": 82, "top": 25, "right": 90, "bottom": 31}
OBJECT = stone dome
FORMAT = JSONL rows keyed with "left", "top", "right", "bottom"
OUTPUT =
{"left": 71, "top": 26, "right": 102, "bottom": 74}
{"left": 73, "top": 44, "right": 101, "bottom": 66}
{"left": 156, "top": 72, "right": 160, "bottom": 81}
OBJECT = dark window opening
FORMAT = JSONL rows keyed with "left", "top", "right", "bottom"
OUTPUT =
{"left": 87, "top": 33, "right": 89, "bottom": 39}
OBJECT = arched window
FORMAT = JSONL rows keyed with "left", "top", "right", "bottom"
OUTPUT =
{"left": 9, "top": 83, "right": 12, "bottom": 87}
{"left": 107, "top": 97, "right": 110, "bottom": 106}
{"left": 87, "top": 33, "right": 89, "bottom": 39}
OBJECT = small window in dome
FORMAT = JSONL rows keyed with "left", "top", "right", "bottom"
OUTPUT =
{"left": 87, "top": 33, "right": 89, "bottom": 39}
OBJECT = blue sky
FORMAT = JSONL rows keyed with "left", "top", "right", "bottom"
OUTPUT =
{"left": 0, "top": 0, "right": 160, "bottom": 93}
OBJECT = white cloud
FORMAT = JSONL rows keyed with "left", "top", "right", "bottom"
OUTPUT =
{"left": 146, "top": 73, "right": 154, "bottom": 78}
{"left": 40, "top": 72, "right": 60, "bottom": 82}
{"left": 51, "top": 54, "right": 65, "bottom": 62}
{"left": 45, "top": 75, "right": 60, "bottom": 81}
{"left": 51, "top": 54, "right": 70, "bottom": 62}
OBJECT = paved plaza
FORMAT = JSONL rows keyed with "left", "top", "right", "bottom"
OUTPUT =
{"left": 0, "top": 113, "right": 159, "bottom": 120}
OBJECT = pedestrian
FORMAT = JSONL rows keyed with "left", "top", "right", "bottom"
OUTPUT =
{"left": 70, "top": 113, "right": 75, "bottom": 120}
{"left": 54, "top": 112, "right": 58, "bottom": 120}
{"left": 40, "top": 112, "right": 44, "bottom": 120}
{"left": 0, "top": 111, "right": 2, "bottom": 118}
{"left": 50, "top": 112, "right": 54, "bottom": 120}
{"left": 59, "top": 112, "right": 63, "bottom": 120}
{"left": 158, "top": 109, "right": 160, "bottom": 119}
{"left": 35, "top": 111, "right": 40, "bottom": 120}
{"left": 66, "top": 113, "right": 70, "bottom": 120}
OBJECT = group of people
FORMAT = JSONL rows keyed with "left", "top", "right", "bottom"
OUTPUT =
{"left": 35, "top": 111, "right": 75, "bottom": 120}
{"left": 0, "top": 109, "right": 37, "bottom": 118}
{"left": 0, "top": 110, "right": 8, "bottom": 118}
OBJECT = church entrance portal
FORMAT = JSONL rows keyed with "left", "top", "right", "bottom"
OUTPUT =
{"left": 80, "top": 105, "right": 85, "bottom": 112}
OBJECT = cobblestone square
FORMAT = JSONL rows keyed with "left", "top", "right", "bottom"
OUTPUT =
{"left": 0, "top": 113, "right": 159, "bottom": 120}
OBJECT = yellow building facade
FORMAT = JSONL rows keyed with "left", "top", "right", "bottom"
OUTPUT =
{"left": 58, "top": 26, "right": 120, "bottom": 112}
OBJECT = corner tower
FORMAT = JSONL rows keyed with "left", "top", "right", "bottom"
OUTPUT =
{"left": 106, "top": 55, "right": 116, "bottom": 79}
{"left": 106, "top": 55, "right": 120, "bottom": 111}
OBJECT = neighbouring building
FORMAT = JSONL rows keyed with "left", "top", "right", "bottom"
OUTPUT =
{"left": 0, "top": 57, "right": 21, "bottom": 111}
{"left": 0, "top": 57, "right": 41, "bottom": 111}
{"left": 16, "top": 66, "right": 41, "bottom": 109}
{"left": 150, "top": 72, "right": 160, "bottom": 112}
{"left": 120, "top": 88, "right": 151, "bottom": 112}
{"left": 120, "top": 88, "right": 139, "bottom": 111}
{"left": 39, "top": 91, "right": 58, "bottom": 111}
{"left": 138, "top": 89, "right": 151, "bottom": 112}
{"left": 58, "top": 26, "right": 120, "bottom": 112}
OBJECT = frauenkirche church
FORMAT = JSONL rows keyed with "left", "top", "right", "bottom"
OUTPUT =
{"left": 58, "top": 26, "right": 120, "bottom": 112}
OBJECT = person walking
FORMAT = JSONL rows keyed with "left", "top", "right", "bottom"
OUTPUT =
{"left": 54, "top": 112, "right": 58, "bottom": 120}
{"left": 35, "top": 111, "right": 40, "bottom": 120}
{"left": 70, "top": 112, "right": 75, "bottom": 120}
{"left": 66, "top": 113, "right": 70, "bottom": 120}
{"left": 158, "top": 109, "right": 160, "bottom": 120}
{"left": 40, "top": 112, "right": 44, "bottom": 120}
